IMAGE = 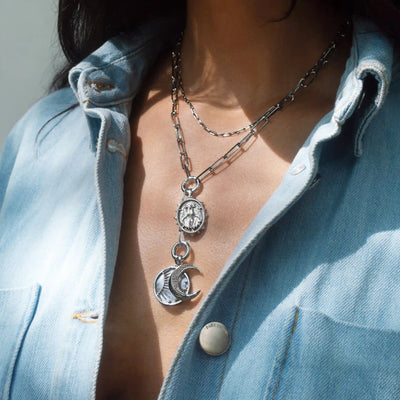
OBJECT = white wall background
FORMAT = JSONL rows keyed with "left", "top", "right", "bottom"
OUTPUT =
{"left": 0, "top": 0, "right": 65, "bottom": 152}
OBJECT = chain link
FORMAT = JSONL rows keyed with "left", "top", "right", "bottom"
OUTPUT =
{"left": 171, "top": 19, "right": 351, "bottom": 181}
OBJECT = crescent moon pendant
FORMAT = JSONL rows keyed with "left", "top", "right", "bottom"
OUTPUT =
{"left": 169, "top": 264, "right": 200, "bottom": 301}
{"left": 154, "top": 266, "right": 190, "bottom": 306}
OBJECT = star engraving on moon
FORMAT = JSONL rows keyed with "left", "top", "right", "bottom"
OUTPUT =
{"left": 154, "top": 266, "right": 190, "bottom": 306}
{"left": 176, "top": 198, "right": 206, "bottom": 234}
{"left": 169, "top": 264, "right": 200, "bottom": 301}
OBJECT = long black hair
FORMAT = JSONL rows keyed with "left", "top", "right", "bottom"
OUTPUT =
{"left": 49, "top": 0, "right": 400, "bottom": 93}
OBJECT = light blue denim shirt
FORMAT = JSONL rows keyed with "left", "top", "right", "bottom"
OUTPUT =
{"left": 1, "top": 15, "right": 400, "bottom": 400}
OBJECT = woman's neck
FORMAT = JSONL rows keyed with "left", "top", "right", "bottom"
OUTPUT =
{"left": 181, "top": 0, "right": 350, "bottom": 110}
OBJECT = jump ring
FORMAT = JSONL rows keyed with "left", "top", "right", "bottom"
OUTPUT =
{"left": 171, "top": 241, "right": 190, "bottom": 262}
{"left": 181, "top": 176, "right": 200, "bottom": 195}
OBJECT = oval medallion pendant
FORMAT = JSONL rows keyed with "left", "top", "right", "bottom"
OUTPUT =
{"left": 153, "top": 266, "right": 190, "bottom": 306}
{"left": 176, "top": 198, "right": 206, "bottom": 234}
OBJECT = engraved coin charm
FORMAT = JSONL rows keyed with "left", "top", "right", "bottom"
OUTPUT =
{"left": 177, "top": 176, "right": 206, "bottom": 234}
{"left": 176, "top": 198, "right": 206, "bottom": 234}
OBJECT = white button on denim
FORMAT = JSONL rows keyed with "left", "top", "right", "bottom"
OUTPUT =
{"left": 291, "top": 163, "right": 307, "bottom": 175}
{"left": 199, "top": 322, "right": 230, "bottom": 356}
{"left": 106, "top": 138, "right": 127, "bottom": 159}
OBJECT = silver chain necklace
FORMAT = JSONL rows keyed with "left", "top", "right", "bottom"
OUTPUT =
{"left": 153, "top": 20, "right": 350, "bottom": 306}
{"left": 174, "top": 20, "right": 350, "bottom": 138}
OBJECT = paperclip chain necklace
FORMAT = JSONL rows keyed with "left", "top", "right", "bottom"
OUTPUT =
{"left": 153, "top": 20, "right": 350, "bottom": 306}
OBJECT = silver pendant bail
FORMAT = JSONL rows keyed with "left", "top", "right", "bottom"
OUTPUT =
{"left": 181, "top": 176, "right": 201, "bottom": 196}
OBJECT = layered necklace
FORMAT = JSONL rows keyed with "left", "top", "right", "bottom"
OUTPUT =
{"left": 153, "top": 20, "right": 350, "bottom": 306}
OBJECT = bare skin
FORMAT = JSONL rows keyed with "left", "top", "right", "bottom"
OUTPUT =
{"left": 96, "top": 1, "right": 351, "bottom": 399}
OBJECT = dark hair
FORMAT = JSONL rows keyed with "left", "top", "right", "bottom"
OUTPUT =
{"left": 49, "top": 0, "right": 400, "bottom": 93}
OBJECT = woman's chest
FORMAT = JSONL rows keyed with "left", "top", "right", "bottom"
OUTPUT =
{"left": 95, "top": 123, "right": 293, "bottom": 398}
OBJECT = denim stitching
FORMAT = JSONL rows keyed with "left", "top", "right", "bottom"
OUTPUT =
{"left": 83, "top": 78, "right": 90, "bottom": 105}
{"left": 356, "top": 68, "right": 383, "bottom": 91}
{"left": 87, "top": 35, "right": 162, "bottom": 73}
{"left": 356, "top": 63, "right": 388, "bottom": 103}
{"left": 271, "top": 308, "right": 299, "bottom": 400}
{"left": 353, "top": 63, "right": 389, "bottom": 156}
{"left": 89, "top": 323, "right": 101, "bottom": 400}
{"left": 81, "top": 36, "right": 165, "bottom": 107}
{"left": 332, "top": 32, "right": 360, "bottom": 125}
{"left": 89, "top": 106, "right": 110, "bottom": 400}
{"left": 71, "top": 34, "right": 161, "bottom": 104}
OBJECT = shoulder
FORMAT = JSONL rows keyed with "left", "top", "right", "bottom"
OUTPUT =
{"left": 8, "top": 87, "right": 79, "bottom": 147}
{"left": 0, "top": 85, "right": 81, "bottom": 172}
{"left": 0, "top": 87, "right": 82, "bottom": 207}
{"left": 1, "top": 87, "right": 80, "bottom": 165}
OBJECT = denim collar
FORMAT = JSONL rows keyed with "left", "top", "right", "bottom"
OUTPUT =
{"left": 69, "top": 15, "right": 394, "bottom": 156}
{"left": 68, "top": 17, "right": 181, "bottom": 108}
